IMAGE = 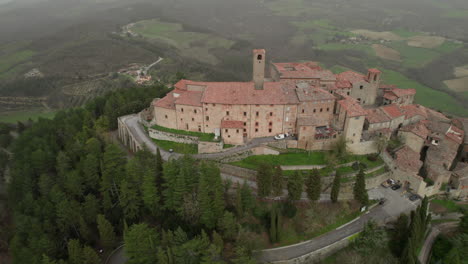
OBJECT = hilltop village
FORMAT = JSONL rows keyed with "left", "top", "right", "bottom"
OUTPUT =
{"left": 134, "top": 50, "right": 467, "bottom": 199}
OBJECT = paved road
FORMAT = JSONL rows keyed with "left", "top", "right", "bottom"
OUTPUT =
{"left": 122, "top": 114, "right": 278, "bottom": 161}
{"left": 418, "top": 222, "right": 459, "bottom": 264}
{"left": 257, "top": 187, "right": 419, "bottom": 263}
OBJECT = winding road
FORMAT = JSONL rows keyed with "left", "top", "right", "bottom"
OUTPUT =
{"left": 111, "top": 114, "right": 421, "bottom": 264}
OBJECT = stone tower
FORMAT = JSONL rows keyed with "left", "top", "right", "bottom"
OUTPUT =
{"left": 253, "top": 49, "right": 266, "bottom": 90}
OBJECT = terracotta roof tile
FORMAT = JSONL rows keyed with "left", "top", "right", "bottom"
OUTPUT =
{"left": 368, "top": 68, "right": 381, "bottom": 73}
{"left": 381, "top": 104, "right": 404, "bottom": 119}
{"left": 446, "top": 125, "right": 464, "bottom": 145}
{"left": 338, "top": 98, "right": 366, "bottom": 117}
{"left": 201, "top": 81, "right": 289, "bottom": 105}
{"left": 221, "top": 120, "right": 244, "bottom": 129}
{"left": 153, "top": 91, "right": 177, "bottom": 110}
{"left": 336, "top": 71, "right": 367, "bottom": 83}
{"left": 392, "top": 88, "right": 416, "bottom": 97}
{"left": 400, "top": 104, "right": 428, "bottom": 120}
{"left": 272, "top": 62, "right": 336, "bottom": 80}
{"left": 174, "top": 91, "right": 203, "bottom": 107}
{"left": 394, "top": 146, "right": 423, "bottom": 174}
{"left": 400, "top": 121, "right": 430, "bottom": 139}
{"left": 383, "top": 91, "right": 398, "bottom": 101}
{"left": 295, "top": 84, "right": 335, "bottom": 102}
{"left": 365, "top": 108, "right": 391, "bottom": 124}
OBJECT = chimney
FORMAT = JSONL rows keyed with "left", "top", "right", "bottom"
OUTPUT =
{"left": 253, "top": 49, "right": 266, "bottom": 90}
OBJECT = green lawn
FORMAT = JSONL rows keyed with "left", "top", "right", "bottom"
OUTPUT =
{"left": 431, "top": 199, "right": 468, "bottom": 213}
{"left": 0, "top": 110, "right": 56, "bottom": 123}
{"left": 231, "top": 152, "right": 327, "bottom": 170}
{"left": 151, "top": 139, "right": 198, "bottom": 154}
{"left": 151, "top": 124, "right": 217, "bottom": 142}
{"left": 381, "top": 69, "right": 468, "bottom": 117}
{"left": 231, "top": 152, "right": 384, "bottom": 174}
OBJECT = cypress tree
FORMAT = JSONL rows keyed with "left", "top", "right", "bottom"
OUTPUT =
{"left": 305, "top": 169, "right": 321, "bottom": 202}
{"left": 330, "top": 171, "right": 341, "bottom": 203}
{"left": 240, "top": 181, "right": 255, "bottom": 214}
{"left": 97, "top": 214, "right": 117, "bottom": 251}
{"left": 257, "top": 163, "right": 272, "bottom": 197}
{"left": 353, "top": 168, "right": 368, "bottom": 206}
{"left": 269, "top": 208, "right": 277, "bottom": 243}
{"left": 272, "top": 166, "right": 284, "bottom": 196}
{"left": 235, "top": 186, "right": 243, "bottom": 217}
{"left": 287, "top": 171, "right": 304, "bottom": 201}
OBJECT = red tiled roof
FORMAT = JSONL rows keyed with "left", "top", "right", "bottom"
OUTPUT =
{"left": 400, "top": 122, "right": 430, "bottom": 139}
{"left": 368, "top": 68, "right": 381, "bottom": 73}
{"left": 446, "top": 125, "right": 464, "bottom": 145}
{"left": 380, "top": 84, "right": 397, "bottom": 89}
{"left": 391, "top": 88, "right": 416, "bottom": 97}
{"left": 175, "top": 91, "right": 203, "bottom": 107}
{"left": 295, "top": 84, "right": 335, "bottom": 102}
{"left": 381, "top": 104, "right": 404, "bottom": 119}
{"left": 394, "top": 146, "right": 423, "bottom": 174}
{"left": 201, "top": 81, "right": 289, "bottom": 105}
{"left": 365, "top": 108, "right": 391, "bottom": 124}
{"left": 400, "top": 104, "right": 428, "bottom": 120}
{"left": 221, "top": 120, "right": 244, "bottom": 129}
{"left": 336, "top": 80, "right": 352, "bottom": 88}
{"left": 153, "top": 91, "right": 177, "bottom": 110}
{"left": 383, "top": 91, "right": 398, "bottom": 101}
{"left": 336, "top": 71, "right": 367, "bottom": 84}
{"left": 272, "top": 62, "right": 336, "bottom": 80}
{"left": 338, "top": 98, "right": 366, "bottom": 117}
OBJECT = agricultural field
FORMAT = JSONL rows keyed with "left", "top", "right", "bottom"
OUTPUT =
{"left": 444, "top": 64, "right": 468, "bottom": 92}
{"left": 128, "top": 19, "right": 234, "bottom": 65}
{"left": 0, "top": 109, "right": 55, "bottom": 123}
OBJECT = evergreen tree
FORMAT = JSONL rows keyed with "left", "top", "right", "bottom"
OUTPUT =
{"left": 124, "top": 223, "right": 159, "bottom": 264}
{"left": 67, "top": 239, "right": 82, "bottom": 264}
{"left": 82, "top": 246, "right": 101, "bottom": 264}
{"left": 218, "top": 211, "right": 238, "bottom": 240}
{"left": 235, "top": 186, "right": 243, "bottom": 217}
{"left": 101, "top": 144, "right": 126, "bottom": 210}
{"left": 305, "top": 169, "right": 321, "bottom": 202}
{"left": 390, "top": 214, "right": 409, "bottom": 257}
{"left": 287, "top": 171, "right": 303, "bottom": 201}
{"left": 256, "top": 163, "right": 272, "bottom": 197}
{"left": 155, "top": 148, "right": 165, "bottom": 205}
{"left": 353, "top": 168, "right": 368, "bottom": 206}
{"left": 142, "top": 167, "right": 160, "bottom": 218}
{"left": 269, "top": 208, "right": 277, "bottom": 243}
{"left": 330, "top": 171, "right": 341, "bottom": 203}
{"left": 198, "top": 162, "right": 225, "bottom": 229}
{"left": 162, "top": 160, "right": 181, "bottom": 211}
{"left": 271, "top": 166, "right": 284, "bottom": 196}
{"left": 82, "top": 154, "right": 100, "bottom": 191}
{"left": 97, "top": 214, "right": 117, "bottom": 251}
{"left": 240, "top": 181, "right": 255, "bottom": 214}
{"left": 119, "top": 178, "right": 141, "bottom": 222}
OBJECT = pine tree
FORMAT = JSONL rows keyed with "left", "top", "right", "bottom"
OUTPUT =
{"left": 240, "top": 181, "right": 255, "bottom": 214}
{"left": 124, "top": 223, "right": 159, "bottom": 264}
{"left": 269, "top": 208, "right": 277, "bottom": 243}
{"left": 162, "top": 160, "right": 181, "bottom": 211}
{"left": 287, "top": 171, "right": 303, "bottom": 201}
{"left": 101, "top": 144, "right": 126, "bottom": 210}
{"left": 353, "top": 168, "right": 368, "bottom": 206}
{"left": 97, "top": 214, "right": 117, "bottom": 251}
{"left": 235, "top": 186, "right": 243, "bottom": 217}
{"left": 67, "top": 239, "right": 82, "bottom": 264}
{"left": 142, "top": 167, "right": 160, "bottom": 218}
{"left": 82, "top": 246, "right": 101, "bottom": 264}
{"left": 218, "top": 211, "right": 238, "bottom": 240}
{"left": 256, "top": 163, "right": 272, "bottom": 197}
{"left": 271, "top": 166, "right": 284, "bottom": 197}
{"left": 82, "top": 154, "right": 100, "bottom": 191}
{"left": 198, "top": 162, "right": 225, "bottom": 229}
{"left": 155, "top": 148, "right": 165, "bottom": 205}
{"left": 305, "top": 169, "right": 321, "bottom": 202}
{"left": 330, "top": 171, "right": 341, "bottom": 203}
{"left": 120, "top": 178, "right": 141, "bottom": 222}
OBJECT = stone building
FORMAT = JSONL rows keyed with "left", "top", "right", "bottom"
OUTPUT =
{"left": 149, "top": 49, "right": 458, "bottom": 163}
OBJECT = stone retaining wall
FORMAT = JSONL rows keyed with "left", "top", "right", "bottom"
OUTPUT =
{"left": 198, "top": 141, "right": 224, "bottom": 154}
{"left": 219, "top": 164, "right": 257, "bottom": 181}
{"left": 148, "top": 128, "right": 199, "bottom": 144}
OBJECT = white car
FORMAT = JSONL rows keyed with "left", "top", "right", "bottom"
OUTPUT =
{"left": 274, "top": 134, "right": 286, "bottom": 140}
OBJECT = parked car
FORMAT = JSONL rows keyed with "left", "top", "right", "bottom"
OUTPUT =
{"left": 274, "top": 134, "right": 286, "bottom": 140}
{"left": 409, "top": 194, "right": 420, "bottom": 201}
{"left": 381, "top": 179, "right": 396, "bottom": 188}
{"left": 379, "top": 198, "right": 386, "bottom": 205}
{"left": 391, "top": 184, "right": 401, "bottom": 190}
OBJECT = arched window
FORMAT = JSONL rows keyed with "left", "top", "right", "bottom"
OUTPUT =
{"left": 374, "top": 75, "right": 378, "bottom": 81}
{"left": 257, "top": 54, "right": 262, "bottom": 60}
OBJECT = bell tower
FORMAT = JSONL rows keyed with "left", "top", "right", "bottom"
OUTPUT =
{"left": 253, "top": 49, "right": 266, "bottom": 90}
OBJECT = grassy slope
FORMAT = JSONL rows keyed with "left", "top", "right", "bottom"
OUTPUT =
{"left": 381, "top": 69, "right": 468, "bottom": 116}
{"left": 0, "top": 109, "right": 56, "bottom": 123}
